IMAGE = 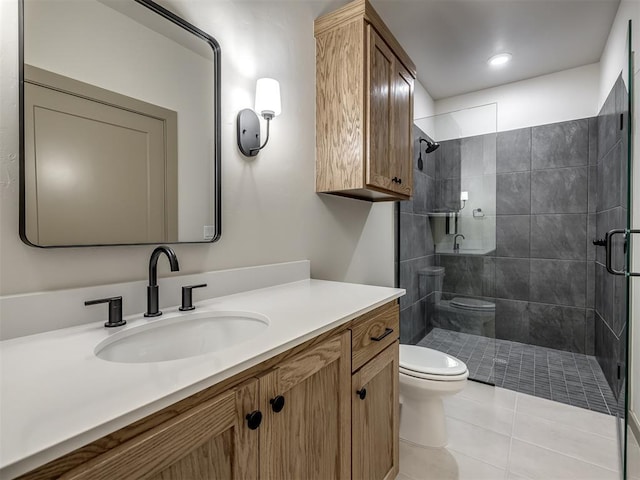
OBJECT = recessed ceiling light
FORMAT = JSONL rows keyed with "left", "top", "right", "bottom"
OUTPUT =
{"left": 488, "top": 53, "right": 512, "bottom": 67}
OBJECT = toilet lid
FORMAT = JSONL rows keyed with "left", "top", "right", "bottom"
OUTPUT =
{"left": 399, "top": 345, "right": 468, "bottom": 376}
{"left": 450, "top": 297, "right": 495, "bottom": 311}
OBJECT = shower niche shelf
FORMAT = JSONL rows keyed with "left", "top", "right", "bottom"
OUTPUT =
{"left": 427, "top": 212, "right": 460, "bottom": 236}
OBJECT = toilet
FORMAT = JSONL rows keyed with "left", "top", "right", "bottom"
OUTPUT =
{"left": 436, "top": 296, "right": 496, "bottom": 337}
{"left": 399, "top": 344, "right": 468, "bottom": 448}
{"left": 419, "top": 266, "right": 496, "bottom": 337}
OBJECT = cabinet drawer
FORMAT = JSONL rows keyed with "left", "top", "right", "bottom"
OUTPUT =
{"left": 351, "top": 303, "right": 399, "bottom": 372}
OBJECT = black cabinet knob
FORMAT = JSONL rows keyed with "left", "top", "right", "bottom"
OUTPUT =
{"left": 270, "top": 395, "right": 285, "bottom": 413}
{"left": 246, "top": 410, "right": 262, "bottom": 430}
{"left": 356, "top": 388, "right": 367, "bottom": 400}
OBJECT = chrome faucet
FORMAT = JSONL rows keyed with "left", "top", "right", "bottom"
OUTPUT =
{"left": 453, "top": 234, "right": 465, "bottom": 252}
{"left": 145, "top": 246, "right": 180, "bottom": 317}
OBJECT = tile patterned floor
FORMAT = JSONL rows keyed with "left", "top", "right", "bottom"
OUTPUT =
{"left": 418, "top": 328, "right": 620, "bottom": 416}
{"left": 397, "top": 381, "right": 621, "bottom": 480}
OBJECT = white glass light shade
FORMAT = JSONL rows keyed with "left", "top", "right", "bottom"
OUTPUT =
{"left": 255, "top": 78, "right": 281, "bottom": 119}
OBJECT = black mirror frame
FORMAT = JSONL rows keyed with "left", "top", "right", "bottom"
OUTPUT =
{"left": 18, "top": 0, "right": 222, "bottom": 248}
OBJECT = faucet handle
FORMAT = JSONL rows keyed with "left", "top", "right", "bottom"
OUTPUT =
{"left": 85, "top": 296, "right": 126, "bottom": 328}
{"left": 179, "top": 284, "right": 207, "bottom": 311}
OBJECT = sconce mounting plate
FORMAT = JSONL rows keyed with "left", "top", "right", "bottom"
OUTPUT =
{"left": 237, "top": 108, "right": 260, "bottom": 157}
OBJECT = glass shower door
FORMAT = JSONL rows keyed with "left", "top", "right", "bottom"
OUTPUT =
{"left": 602, "top": 19, "right": 635, "bottom": 478}
{"left": 620, "top": 19, "right": 637, "bottom": 480}
{"left": 628, "top": 18, "right": 640, "bottom": 477}
{"left": 398, "top": 103, "right": 498, "bottom": 385}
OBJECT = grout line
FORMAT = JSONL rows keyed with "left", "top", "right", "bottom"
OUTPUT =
{"left": 512, "top": 437, "right": 620, "bottom": 474}
{"left": 513, "top": 409, "right": 619, "bottom": 442}
{"left": 505, "top": 422, "right": 516, "bottom": 479}
{"left": 446, "top": 444, "right": 510, "bottom": 472}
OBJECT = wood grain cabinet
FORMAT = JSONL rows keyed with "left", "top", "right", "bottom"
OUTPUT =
{"left": 59, "top": 381, "right": 260, "bottom": 480}
{"left": 315, "top": 0, "right": 416, "bottom": 202}
{"left": 352, "top": 342, "right": 399, "bottom": 480}
{"left": 259, "top": 331, "right": 352, "bottom": 479}
{"left": 350, "top": 301, "right": 400, "bottom": 480}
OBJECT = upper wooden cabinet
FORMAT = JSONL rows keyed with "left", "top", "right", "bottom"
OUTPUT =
{"left": 315, "top": 0, "right": 416, "bottom": 202}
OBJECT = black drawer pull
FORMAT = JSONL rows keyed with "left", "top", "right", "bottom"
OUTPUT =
{"left": 370, "top": 327, "right": 394, "bottom": 342}
{"left": 356, "top": 388, "right": 367, "bottom": 400}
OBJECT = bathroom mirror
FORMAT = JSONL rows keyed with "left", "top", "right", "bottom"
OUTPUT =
{"left": 19, "top": 0, "right": 221, "bottom": 247}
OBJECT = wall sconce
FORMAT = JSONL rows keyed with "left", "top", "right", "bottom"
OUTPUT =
{"left": 237, "top": 78, "right": 281, "bottom": 157}
{"left": 460, "top": 191, "right": 468, "bottom": 210}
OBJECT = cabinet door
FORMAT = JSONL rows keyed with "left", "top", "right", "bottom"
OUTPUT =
{"left": 352, "top": 341, "right": 399, "bottom": 480}
{"left": 366, "top": 26, "right": 412, "bottom": 197}
{"left": 391, "top": 61, "right": 413, "bottom": 197}
{"left": 61, "top": 381, "right": 259, "bottom": 480}
{"left": 366, "top": 26, "right": 394, "bottom": 193}
{"left": 259, "top": 332, "right": 352, "bottom": 480}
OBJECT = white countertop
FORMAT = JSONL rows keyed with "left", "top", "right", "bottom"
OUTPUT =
{"left": 0, "top": 278, "right": 403, "bottom": 478}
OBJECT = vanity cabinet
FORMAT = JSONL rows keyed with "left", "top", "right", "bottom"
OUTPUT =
{"left": 259, "top": 331, "right": 351, "bottom": 479}
{"left": 352, "top": 342, "right": 399, "bottom": 480}
{"left": 350, "top": 301, "right": 399, "bottom": 480}
{"left": 18, "top": 304, "right": 398, "bottom": 480}
{"left": 59, "top": 381, "right": 259, "bottom": 480}
{"left": 315, "top": 0, "right": 416, "bottom": 202}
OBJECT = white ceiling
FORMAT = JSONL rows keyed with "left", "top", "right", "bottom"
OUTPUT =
{"left": 370, "top": 0, "right": 620, "bottom": 100}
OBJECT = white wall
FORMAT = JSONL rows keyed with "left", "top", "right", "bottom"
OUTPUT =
{"left": 0, "top": 0, "right": 436, "bottom": 300}
{"left": 598, "top": 0, "right": 640, "bottom": 109}
{"left": 434, "top": 63, "right": 600, "bottom": 133}
{"left": 414, "top": 81, "right": 435, "bottom": 120}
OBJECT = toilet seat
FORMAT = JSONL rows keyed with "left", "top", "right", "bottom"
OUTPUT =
{"left": 400, "top": 345, "right": 468, "bottom": 381}
{"left": 400, "top": 367, "right": 468, "bottom": 382}
{"left": 450, "top": 297, "right": 495, "bottom": 312}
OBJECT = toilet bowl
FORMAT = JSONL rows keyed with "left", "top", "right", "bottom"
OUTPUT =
{"left": 418, "top": 266, "right": 495, "bottom": 337}
{"left": 399, "top": 345, "right": 468, "bottom": 448}
{"left": 435, "top": 296, "right": 495, "bottom": 337}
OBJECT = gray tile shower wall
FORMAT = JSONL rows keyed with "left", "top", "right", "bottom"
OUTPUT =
{"left": 398, "top": 126, "right": 438, "bottom": 344}
{"left": 594, "top": 74, "right": 629, "bottom": 399}
{"left": 401, "top": 103, "right": 628, "bottom": 363}
{"left": 434, "top": 139, "right": 462, "bottom": 212}
{"left": 434, "top": 118, "right": 596, "bottom": 356}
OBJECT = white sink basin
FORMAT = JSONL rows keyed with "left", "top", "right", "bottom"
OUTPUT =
{"left": 95, "top": 310, "right": 270, "bottom": 363}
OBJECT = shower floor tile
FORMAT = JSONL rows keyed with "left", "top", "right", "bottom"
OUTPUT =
{"left": 417, "top": 328, "right": 620, "bottom": 416}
